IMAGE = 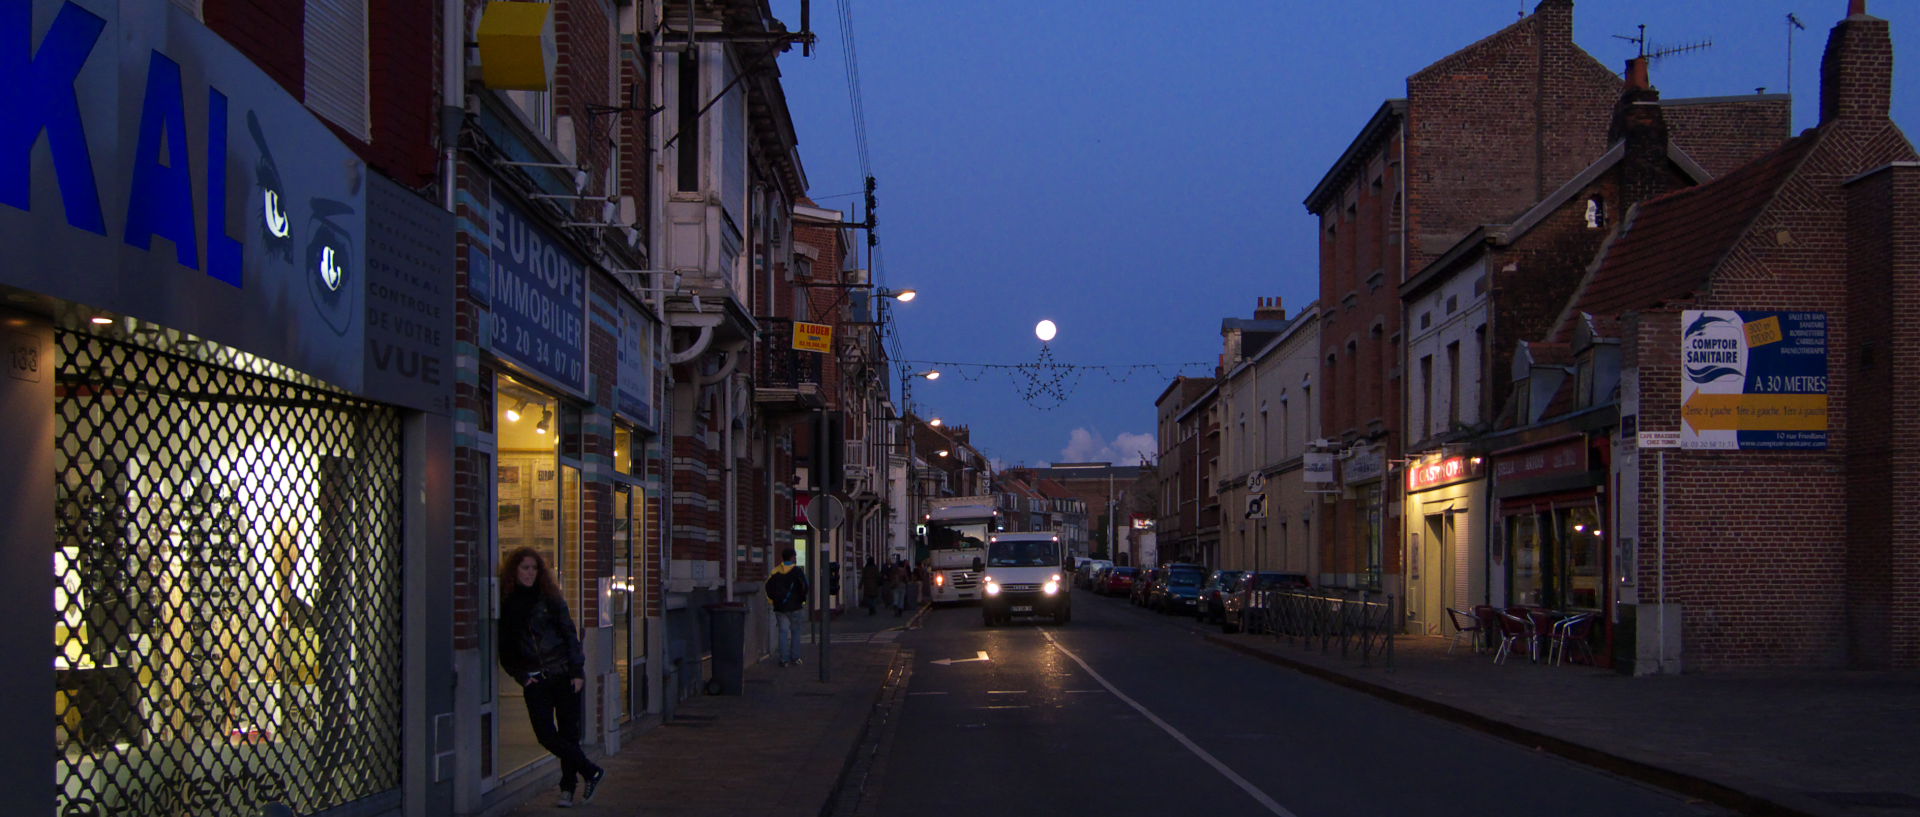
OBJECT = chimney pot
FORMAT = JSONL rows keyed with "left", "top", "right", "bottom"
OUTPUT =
{"left": 1849, "top": 0, "right": 1866, "bottom": 17}
{"left": 1625, "top": 57, "right": 1650, "bottom": 90}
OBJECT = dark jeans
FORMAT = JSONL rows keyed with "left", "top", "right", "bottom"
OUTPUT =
{"left": 523, "top": 675, "right": 601, "bottom": 792}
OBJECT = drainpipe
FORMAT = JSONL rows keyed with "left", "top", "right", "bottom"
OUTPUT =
{"left": 721, "top": 375, "right": 739, "bottom": 601}
{"left": 440, "top": 0, "right": 464, "bottom": 213}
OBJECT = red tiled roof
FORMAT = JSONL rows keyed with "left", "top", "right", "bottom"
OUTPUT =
{"left": 1564, "top": 131, "right": 1823, "bottom": 334}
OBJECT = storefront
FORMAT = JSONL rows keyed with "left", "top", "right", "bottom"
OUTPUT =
{"left": 1403, "top": 453, "right": 1486, "bottom": 636}
{"left": 1336, "top": 445, "right": 1387, "bottom": 590}
{"left": 458, "top": 167, "right": 664, "bottom": 802}
{"left": 2, "top": 5, "right": 455, "bottom": 815}
{"left": 1491, "top": 435, "right": 1612, "bottom": 664}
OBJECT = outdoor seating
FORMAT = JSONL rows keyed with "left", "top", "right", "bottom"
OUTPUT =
{"left": 1550, "top": 612, "right": 1598, "bottom": 666}
{"left": 1493, "top": 610, "right": 1538, "bottom": 665}
{"left": 1445, "top": 607, "right": 1483, "bottom": 655}
{"left": 1472, "top": 605, "right": 1500, "bottom": 651}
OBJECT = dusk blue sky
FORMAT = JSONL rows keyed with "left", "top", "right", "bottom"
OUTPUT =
{"left": 767, "top": 0, "right": 1919, "bottom": 468}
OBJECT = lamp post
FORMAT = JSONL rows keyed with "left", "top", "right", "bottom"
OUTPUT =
{"left": 900, "top": 369, "right": 940, "bottom": 562}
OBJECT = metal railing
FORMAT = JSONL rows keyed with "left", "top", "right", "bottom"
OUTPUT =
{"left": 1245, "top": 589, "right": 1398, "bottom": 669}
{"left": 755, "top": 320, "right": 824, "bottom": 389}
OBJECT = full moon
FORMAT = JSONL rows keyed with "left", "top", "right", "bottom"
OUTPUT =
{"left": 1035, "top": 319, "right": 1058, "bottom": 342}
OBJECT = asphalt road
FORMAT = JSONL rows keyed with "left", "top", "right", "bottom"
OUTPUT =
{"left": 868, "top": 589, "right": 1729, "bottom": 817}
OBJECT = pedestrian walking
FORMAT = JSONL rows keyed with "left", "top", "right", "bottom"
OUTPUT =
{"left": 860, "top": 558, "right": 881, "bottom": 615}
{"left": 498, "top": 547, "right": 605, "bottom": 808}
{"left": 885, "top": 559, "right": 907, "bottom": 616}
{"left": 766, "top": 548, "right": 809, "bottom": 666}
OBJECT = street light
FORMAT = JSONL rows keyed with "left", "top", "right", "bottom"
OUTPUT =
{"left": 880, "top": 287, "right": 917, "bottom": 302}
{"left": 928, "top": 417, "right": 943, "bottom": 427}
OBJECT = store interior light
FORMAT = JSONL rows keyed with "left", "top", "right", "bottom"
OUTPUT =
{"left": 536, "top": 409, "right": 553, "bottom": 435}
{"left": 505, "top": 399, "right": 529, "bottom": 423}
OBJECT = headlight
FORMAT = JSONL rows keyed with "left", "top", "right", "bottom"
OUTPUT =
{"left": 934, "top": 574, "right": 945, "bottom": 586}
{"left": 1043, "top": 580, "right": 1060, "bottom": 595}
{"left": 985, "top": 582, "right": 1000, "bottom": 596}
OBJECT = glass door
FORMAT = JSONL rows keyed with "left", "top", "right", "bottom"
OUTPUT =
{"left": 494, "top": 375, "right": 561, "bottom": 777}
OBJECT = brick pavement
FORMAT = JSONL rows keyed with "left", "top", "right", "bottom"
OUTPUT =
{"left": 498, "top": 605, "right": 922, "bottom": 817}
{"left": 1206, "top": 629, "right": 1920, "bottom": 817}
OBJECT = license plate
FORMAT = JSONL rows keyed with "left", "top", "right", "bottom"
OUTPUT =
{"left": 1012, "top": 605, "right": 1033, "bottom": 613}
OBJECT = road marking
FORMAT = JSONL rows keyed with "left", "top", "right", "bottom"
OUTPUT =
{"left": 1065, "top": 689, "right": 1105, "bottom": 694}
{"left": 986, "top": 690, "right": 1028, "bottom": 694}
{"left": 974, "top": 705, "right": 1030, "bottom": 710}
{"left": 931, "top": 650, "right": 991, "bottom": 666}
{"left": 1039, "top": 628, "right": 1299, "bottom": 817}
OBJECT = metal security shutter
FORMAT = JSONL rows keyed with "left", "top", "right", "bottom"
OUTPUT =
{"left": 304, "top": 0, "right": 371, "bottom": 141}
{"left": 53, "top": 330, "right": 402, "bottom": 816}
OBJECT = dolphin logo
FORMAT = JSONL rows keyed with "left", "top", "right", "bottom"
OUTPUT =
{"left": 319, "top": 245, "right": 343, "bottom": 291}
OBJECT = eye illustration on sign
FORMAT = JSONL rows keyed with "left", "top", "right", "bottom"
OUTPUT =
{"left": 306, "top": 197, "right": 356, "bottom": 335}
{"left": 247, "top": 111, "right": 294, "bottom": 261}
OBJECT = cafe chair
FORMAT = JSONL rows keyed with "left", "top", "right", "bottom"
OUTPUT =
{"left": 1550, "top": 612, "right": 1598, "bottom": 666}
{"left": 1494, "top": 610, "right": 1538, "bottom": 665}
{"left": 1445, "top": 607, "right": 1483, "bottom": 655}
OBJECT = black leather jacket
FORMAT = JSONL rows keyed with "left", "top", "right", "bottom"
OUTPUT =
{"left": 499, "top": 586, "right": 585, "bottom": 683}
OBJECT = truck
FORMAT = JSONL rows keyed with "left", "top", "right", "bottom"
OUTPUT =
{"left": 922, "top": 495, "right": 1000, "bottom": 605}
{"left": 980, "top": 531, "right": 1071, "bottom": 626}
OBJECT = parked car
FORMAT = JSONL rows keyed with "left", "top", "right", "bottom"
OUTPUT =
{"left": 1150, "top": 563, "right": 1209, "bottom": 615}
{"left": 1221, "top": 571, "right": 1312, "bottom": 633}
{"left": 1199, "top": 569, "right": 1246, "bottom": 624}
{"left": 1077, "top": 559, "right": 1113, "bottom": 589}
{"left": 1130, "top": 568, "right": 1160, "bottom": 606}
{"left": 1098, "top": 566, "right": 1138, "bottom": 596}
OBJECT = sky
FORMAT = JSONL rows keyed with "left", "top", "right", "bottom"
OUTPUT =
{"left": 766, "top": 0, "right": 1919, "bottom": 468}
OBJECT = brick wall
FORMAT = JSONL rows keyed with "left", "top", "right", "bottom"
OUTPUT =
{"left": 1664, "top": 98, "right": 1793, "bottom": 179}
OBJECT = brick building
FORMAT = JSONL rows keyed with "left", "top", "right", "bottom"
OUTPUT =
{"left": 1155, "top": 377, "right": 1219, "bottom": 565}
{"left": 1304, "top": 0, "right": 1793, "bottom": 600}
{"left": 1553, "top": 2, "right": 1920, "bottom": 671}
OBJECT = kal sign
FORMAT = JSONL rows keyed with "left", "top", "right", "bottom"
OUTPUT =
{"left": 1, "top": 0, "right": 402, "bottom": 401}
{"left": 1680, "top": 311, "right": 1828, "bottom": 450}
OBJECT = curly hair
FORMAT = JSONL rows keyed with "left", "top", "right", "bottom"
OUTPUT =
{"left": 500, "top": 546, "right": 565, "bottom": 602}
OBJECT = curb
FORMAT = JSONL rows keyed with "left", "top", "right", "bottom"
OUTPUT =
{"left": 1204, "top": 634, "right": 1821, "bottom": 817}
{"left": 817, "top": 643, "right": 909, "bottom": 817}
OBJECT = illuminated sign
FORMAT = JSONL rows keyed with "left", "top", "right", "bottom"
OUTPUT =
{"left": 1406, "top": 455, "right": 1483, "bottom": 493}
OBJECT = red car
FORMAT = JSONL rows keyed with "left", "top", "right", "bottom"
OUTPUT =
{"left": 1098, "top": 566, "right": 1138, "bottom": 596}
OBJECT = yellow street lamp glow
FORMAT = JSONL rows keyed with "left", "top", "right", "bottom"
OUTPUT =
{"left": 922, "top": 370, "right": 941, "bottom": 381}
{"left": 892, "top": 289, "right": 917, "bottom": 302}
{"left": 935, "top": 449, "right": 950, "bottom": 457}
{"left": 929, "top": 418, "right": 943, "bottom": 427}
{"left": 1036, "top": 319, "right": 1057, "bottom": 342}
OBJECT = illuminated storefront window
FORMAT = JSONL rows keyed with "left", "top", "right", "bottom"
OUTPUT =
{"left": 53, "top": 330, "right": 402, "bottom": 817}
{"left": 493, "top": 374, "right": 568, "bottom": 774}
{"left": 1505, "top": 504, "right": 1604, "bottom": 611}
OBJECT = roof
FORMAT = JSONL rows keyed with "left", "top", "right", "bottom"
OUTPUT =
{"left": 1555, "top": 130, "right": 1823, "bottom": 335}
{"left": 1304, "top": 100, "right": 1406, "bottom": 213}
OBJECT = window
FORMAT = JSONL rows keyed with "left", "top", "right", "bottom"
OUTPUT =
{"left": 676, "top": 49, "right": 700, "bottom": 191}
{"left": 1419, "top": 355, "right": 1434, "bottom": 438}
{"left": 305, "top": 0, "right": 371, "bottom": 140}
{"left": 1447, "top": 341, "right": 1461, "bottom": 427}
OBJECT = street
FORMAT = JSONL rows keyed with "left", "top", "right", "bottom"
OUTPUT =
{"left": 862, "top": 592, "right": 1728, "bottom": 817}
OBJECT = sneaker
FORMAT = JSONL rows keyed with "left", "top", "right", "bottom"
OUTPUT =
{"left": 556, "top": 790, "right": 575, "bottom": 808}
{"left": 581, "top": 768, "right": 606, "bottom": 804}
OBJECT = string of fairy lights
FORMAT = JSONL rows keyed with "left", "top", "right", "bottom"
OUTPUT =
{"left": 897, "top": 350, "right": 1213, "bottom": 411}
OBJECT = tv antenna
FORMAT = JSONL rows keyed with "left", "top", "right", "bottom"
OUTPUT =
{"left": 1612, "top": 24, "right": 1714, "bottom": 63}
{"left": 1786, "top": 13, "right": 1807, "bottom": 98}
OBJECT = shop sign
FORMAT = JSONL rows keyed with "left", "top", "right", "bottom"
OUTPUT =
{"left": 1407, "top": 455, "right": 1484, "bottom": 492}
{"left": 1303, "top": 451, "right": 1335, "bottom": 483}
{"left": 362, "top": 174, "right": 454, "bottom": 414}
{"left": 1492, "top": 438, "right": 1585, "bottom": 482}
{"left": 1131, "top": 514, "right": 1153, "bottom": 530}
{"left": 488, "top": 195, "right": 585, "bottom": 391}
{"left": 1680, "top": 310, "right": 1827, "bottom": 450}
{"left": 1342, "top": 447, "right": 1384, "bottom": 487}
{"left": 792, "top": 321, "right": 832, "bottom": 353}
{"left": 616, "top": 297, "right": 654, "bottom": 427}
{"left": 2, "top": 0, "right": 370, "bottom": 394}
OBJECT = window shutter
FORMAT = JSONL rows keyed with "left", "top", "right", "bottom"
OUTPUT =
{"left": 304, "top": 0, "right": 371, "bottom": 141}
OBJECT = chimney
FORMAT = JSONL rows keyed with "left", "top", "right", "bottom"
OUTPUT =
{"left": 1610, "top": 57, "right": 1670, "bottom": 206}
{"left": 1253, "top": 296, "right": 1286, "bottom": 321}
{"left": 1820, "top": 0, "right": 1892, "bottom": 125}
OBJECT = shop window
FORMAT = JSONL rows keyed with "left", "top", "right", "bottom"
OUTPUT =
{"left": 1505, "top": 505, "right": 1604, "bottom": 611}
{"left": 494, "top": 374, "right": 566, "bottom": 774}
{"left": 611, "top": 485, "right": 648, "bottom": 722}
{"left": 614, "top": 425, "right": 636, "bottom": 476}
{"left": 53, "top": 329, "right": 402, "bottom": 815}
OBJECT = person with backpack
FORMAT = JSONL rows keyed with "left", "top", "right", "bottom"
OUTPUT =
{"left": 765, "top": 548, "right": 810, "bottom": 667}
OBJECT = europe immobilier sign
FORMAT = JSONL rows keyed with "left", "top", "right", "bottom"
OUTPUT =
{"left": 1679, "top": 310, "right": 1827, "bottom": 450}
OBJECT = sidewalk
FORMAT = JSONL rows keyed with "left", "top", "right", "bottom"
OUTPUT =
{"left": 499, "top": 604, "right": 920, "bottom": 817}
{"left": 1206, "top": 630, "right": 1920, "bottom": 817}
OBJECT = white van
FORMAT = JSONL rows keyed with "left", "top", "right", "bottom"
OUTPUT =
{"left": 980, "top": 532, "right": 1071, "bottom": 626}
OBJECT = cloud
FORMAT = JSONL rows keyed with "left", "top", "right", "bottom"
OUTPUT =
{"left": 1058, "top": 428, "right": 1156, "bottom": 466}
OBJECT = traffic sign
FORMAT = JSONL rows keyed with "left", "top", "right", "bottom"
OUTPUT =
{"left": 805, "top": 494, "right": 847, "bottom": 531}
{"left": 1638, "top": 431, "right": 1680, "bottom": 449}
